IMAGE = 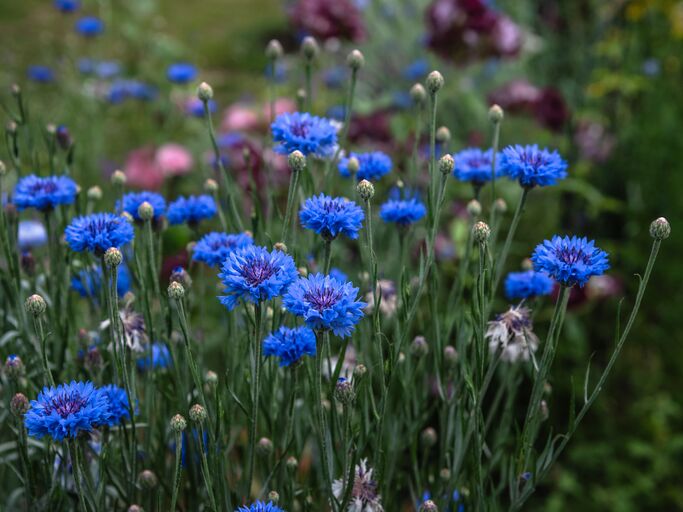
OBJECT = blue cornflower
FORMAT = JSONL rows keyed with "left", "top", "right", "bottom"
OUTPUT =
{"left": 323, "top": 66, "right": 347, "bottom": 89}
{"left": 264, "top": 61, "right": 287, "bottom": 83}
{"left": 218, "top": 246, "right": 298, "bottom": 311}
{"left": 504, "top": 270, "right": 554, "bottom": 300}
{"left": 54, "top": 0, "right": 80, "bottom": 12}
{"left": 236, "top": 501, "right": 284, "bottom": 512}
{"left": 107, "top": 80, "right": 158, "bottom": 103}
{"left": 137, "top": 342, "right": 172, "bottom": 371}
{"left": 403, "top": 58, "right": 429, "bottom": 81}
{"left": 300, "top": 194, "right": 364, "bottom": 241}
{"left": 531, "top": 236, "right": 610, "bottom": 287}
{"left": 24, "top": 381, "right": 112, "bottom": 441}
{"left": 500, "top": 145, "right": 568, "bottom": 188}
{"left": 64, "top": 213, "right": 135, "bottom": 255}
{"left": 192, "top": 232, "right": 254, "bottom": 267}
{"left": 98, "top": 384, "right": 135, "bottom": 425}
{"left": 27, "top": 65, "right": 55, "bottom": 83}
{"left": 167, "top": 63, "right": 197, "bottom": 84}
{"left": 75, "top": 16, "right": 104, "bottom": 37}
{"left": 326, "top": 105, "right": 346, "bottom": 122}
{"left": 379, "top": 188, "right": 427, "bottom": 226}
{"left": 71, "top": 264, "right": 131, "bottom": 299}
{"left": 186, "top": 98, "right": 216, "bottom": 117}
{"left": 329, "top": 267, "right": 348, "bottom": 283}
{"left": 338, "top": 151, "right": 392, "bottom": 182}
{"left": 94, "top": 60, "right": 120, "bottom": 79}
{"left": 271, "top": 112, "right": 337, "bottom": 158}
{"left": 283, "top": 273, "right": 366, "bottom": 337}
{"left": 18, "top": 220, "right": 48, "bottom": 250}
{"left": 167, "top": 195, "right": 217, "bottom": 225}
{"left": 453, "top": 148, "right": 503, "bottom": 185}
{"left": 14, "top": 175, "right": 77, "bottom": 211}
{"left": 263, "top": 326, "right": 316, "bottom": 367}
{"left": 117, "top": 191, "right": 166, "bottom": 222}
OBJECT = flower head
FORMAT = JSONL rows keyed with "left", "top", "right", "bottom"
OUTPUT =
{"left": 75, "top": 16, "right": 104, "bottom": 37}
{"left": 65, "top": 213, "right": 134, "bottom": 255}
{"left": 14, "top": 175, "right": 77, "bottom": 211}
{"left": 283, "top": 273, "right": 366, "bottom": 337}
{"left": 100, "top": 305, "right": 148, "bottom": 352}
{"left": 218, "top": 246, "right": 297, "bottom": 311}
{"left": 300, "top": 194, "right": 364, "bottom": 240}
{"left": 531, "top": 236, "right": 609, "bottom": 287}
{"left": 339, "top": 151, "right": 392, "bottom": 181}
{"left": 98, "top": 384, "right": 135, "bottom": 426}
{"left": 117, "top": 191, "right": 166, "bottom": 221}
{"left": 71, "top": 264, "right": 131, "bottom": 299}
{"left": 137, "top": 342, "right": 172, "bottom": 371}
{"left": 167, "top": 63, "right": 197, "bottom": 84}
{"left": 501, "top": 144, "right": 568, "bottom": 188}
{"left": 271, "top": 112, "right": 337, "bottom": 157}
{"left": 453, "top": 148, "right": 503, "bottom": 185}
{"left": 193, "top": 232, "right": 254, "bottom": 267}
{"left": 486, "top": 305, "right": 538, "bottom": 363}
{"left": 236, "top": 501, "right": 284, "bottom": 512}
{"left": 379, "top": 188, "right": 427, "bottom": 226}
{"left": 263, "top": 326, "right": 316, "bottom": 367}
{"left": 167, "top": 195, "right": 217, "bottom": 225}
{"left": 27, "top": 65, "right": 54, "bottom": 83}
{"left": 24, "top": 381, "right": 112, "bottom": 441}
{"left": 504, "top": 270, "right": 554, "bottom": 300}
{"left": 18, "top": 220, "right": 48, "bottom": 250}
{"left": 54, "top": 0, "right": 80, "bottom": 12}
{"left": 332, "top": 459, "right": 383, "bottom": 512}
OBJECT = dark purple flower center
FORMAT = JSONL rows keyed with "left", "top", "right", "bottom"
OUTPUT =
{"left": 305, "top": 286, "right": 342, "bottom": 312}
{"left": 518, "top": 151, "right": 547, "bottom": 169}
{"left": 466, "top": 156, "right": 491, "bottom": 168}
{"left": 290, "top": 121, "right": 311, "bottom": 138}
{"left": 242, "top": 259, "right": 276, "bottom": 286}
{"left": 46, "top": 391, "right": 89, "bottom": 417}
{"left": 33, "top": 181, "right": 57, "bottom": 194}
{"left": 555, "top": 246, "right": 590, "bottom": 265}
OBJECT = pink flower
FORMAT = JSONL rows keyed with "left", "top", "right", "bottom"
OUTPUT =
{"left": 124, "top": 146, "right": 164, "bottom": 190}
{"left": 155, "top": 143, "right": 193, "bottom": 177}
{"left": 221, "top": 103, "right": 260, "bottom": 133}
{"left": 261, "top": 98, "right": 296, "bottom": 122}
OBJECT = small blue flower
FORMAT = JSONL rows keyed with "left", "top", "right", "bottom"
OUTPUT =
{"left": 531, "top": 236, "right": 609, "bottom": 287}
{"left": 501, "top": 145, "right": 568, "bottom": 188}
{"left": 98, "top": 384, "right": 135, "bottom": 425}
{"left": 24, "top": 381, "right": 112, "bottom": 441}
{"left": 402, "top": 58, "right": 429, "bottom": 81}
{"left": 236, "top": 501, "right": 284, "bottom": 512}
{"left": 265, "top": 61, "right": 287, "bottom": 83}
{"left": 117, "top": 191, "right": 166, "bottom": 221}
{"left": 65, "top": 213, "right": 135, "bottom": 255}
{"left": 167, "top": 63, "right": 197, "bottom": 84}
{"left": 14, "top": 175, "right": 77, "bottom": 211}
{"left": 218, "top": 246, "right": 298, "bottom": 311}
{"left": 167, "top": 195, "right": 217, "bottom": 225}
{"left": 338, "top": 151, "right": 392, "bottom": 182}
{"left": 379, "top": 188, "right": 427, "bottom": 226}
{"left": 27, "top": 65, "right": 55, "bottom": 83}
{"left": 323, "top": 66, "right": 347, "bottom": 89}
{"left": 137, "top": 342, "right": 172, "bottom": 371}
{"left": 329, "top": 267, "right": 348, "bottom": 283}
{"left": 71, "top": 264, "right": 131, "bottom": 299}
{"left": 326, "top": 105, "right": 346, "bottom": 122}
{"left": 283, "top": 273, "right": 366, "bottom": 337}
{"left": 75, "top": 16, "right": 104, "bottom": 37}
{"left": 300, "top": 194, "right": 364, "bottom": 240}
{"left": 504, "top": 270, "right": 554, "bottom": 300}
{"left": 263, "top": 326, "right": 316, "bottom": 367}
{"left": 54, "top": 0, "right": 80, "bottom": 12}
{"left": 453, "top": 148, "right": 503, "bottom": 185}
{"left": 107, "top": 80, "right": 158, "bottom": 103}
{"left": 94, "top": 60, "right": 120, "bottom": 79}
{"left": 271, "top": 112, "right": 337, "bottom": 158}
{"left": 186, "top": 98, "right": 216, "bottom": 117}
{"left": 193, "top": 232, "right": 254, "bottom": 267}
{"left": 18, "top": 220, "right": 48, "bottom": 250}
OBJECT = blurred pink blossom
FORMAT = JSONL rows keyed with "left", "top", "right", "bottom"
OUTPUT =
{"left": 221, "top": 103, "right": 260, "bottom": 133}
{"left": 124, "top": 146, "right": 164, "bottom": 190}
{"left": 156, "top": 143, "right": 193, "bottom": 177}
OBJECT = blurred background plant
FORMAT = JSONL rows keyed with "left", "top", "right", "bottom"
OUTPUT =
{"left": 0, "top": 0, "right": 681, "bottom": 510}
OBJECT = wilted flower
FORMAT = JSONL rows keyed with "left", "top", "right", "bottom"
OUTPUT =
{"left": 486, "top": 305, "right": 539, "bottom": 363}
{"left": 364, "top": 279, "right": 398, "bottom": 318}
{"left": 332, "top": 458, "right": 383, "bottom": 512}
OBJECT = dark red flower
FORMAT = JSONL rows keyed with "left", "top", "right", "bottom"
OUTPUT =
{"left": 534, "top": 87, "right": 569, "bottom": 132}
{"left": 289, "top": 0, "right": 366, "bottom": 42}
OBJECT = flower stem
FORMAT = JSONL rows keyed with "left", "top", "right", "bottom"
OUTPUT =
{"left": 245, "top": 303, "right": 263, "bottom": 498}
{"left": 492, "top": 188, "right": 529, "bottom": 295}
{"left": 314, "top": 330, "right": 337, "bottom": 510}
{"left": 282, "top": 168, "right": 301, "bottom": 245}
{"left": 322, "top": 239, "right": 333, "bottom": 274}
{"left": 489, "top": 121, "right": 501, "bottom": 214}
{"left": 69, "top": 440, "right": 90, "bottom": 512}
{"left": 198, "top": 424, "right": 217, "bottom": 511}
{"left": 33, "top": 314, "right": 54, "bottom": 387}
{"left": 170, "top": 430, "right": 183, "bottom": 512}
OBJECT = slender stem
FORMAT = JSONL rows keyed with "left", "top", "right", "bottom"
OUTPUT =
{"left": 144, "top": 219, "right": 161, "bottom": 299}
{"left": 34, "top": 315, "right": 55, "bottom": 387}
{"left": 175, "top": 298, "right": 208, "bottom": 410}
{"left": 489, "top": 122, "right": 501, "bottom": 213}
{"left": 304, "top": 62, "right": 313, "bottom": 113}
{"left": 70, "top": 440, "right": 89, "bottom": 512}
{"left": 428, "top": 91, "right": 439, "bottom": 215}
{"left": 245, "top": 303, "right": 263, "bottom": 498}
{"left": 411, "top": 107, "right": 423, "bottom": 183}
{"left": 282, "top": 169, "right": 301, "bottom": 245}
{"left": 492, "top": 188, "right": 529, "bottom": 295}
{"left": 170, "top": 430, "right": 183, "bottom": 512}
{"left": 198, "top": 424, "right": 217, "bottom": 511}
{"left": 322, "top": 239, "right": 333, "bottom": 274}
{"left": 323, "top": 69, "right": 359, "bottom": 182}
{"left": 315, "top": 330, "right": 336, "bottom": 510}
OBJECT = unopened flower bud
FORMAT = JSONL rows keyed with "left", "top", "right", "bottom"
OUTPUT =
{"left": 494, "top": 198, "right": 507, "bottom": 213}
{"left": 5, "top": 355, "right": 24, "bottom": 379}
{"left": 205, "top": 370, "right": 218, "bottom": 387}
{"left": 127, "top": 505, "right": 143, "bottom": 512}
{"left": 301, "top": 36, "right": 319, "bottom": 60}
{"left": 467, "top": 199, "right": 482, "bottom": 218}
{"left": 104, "top": 247, "right": 123, "bottom": 268}
{"left": 168, "top": 281, "right": 185, "bottom": 300}
{"left": 137, "top": 201, "right": 154, "bottom": 221}
{"left": 489, "top": 104, "right": 504, "bottom": 124}
{"left": 357, "top": 179, "right": 374, "bottom": 201}
{"left": 521, "top": 258, "right": 533, "bottom": 271}
{"left": 439, "top": 154, "right": 454, "bottom": 175}
{"left": 25, "top": 294, "right": 46, "bottom": 316}
{"left": 472, "top": 221, "right": 491, "bottom": 244}
{"left": 266, "top": 39, "right": 284, "bottom": 60}
{"left": 189, "top": 403, "right": 207, "bottom": 423}
{"left": 353, "top": 364, "right": 367, "bottom": 380}
{"left": 420, "top": 500, "right": 438, "bottom": 512}
{"left": 138, "top": 470, "right": 158, "bottom": 489}
{"left": 426, "top": 71, "right": 444, "bottom": 94}
{"left": 257, "top": 437, "right": 274, "bottom": 457}
{"left": 274, "top": 242, "right": 288, "bottom": 253}
{"left": 46, "top": 123, "right": 57, "bottom": 136}
{"left": 288, "top": 150, "right": 306, "bottom": 172}
{"left": 87, "top": 186, "right": 102, "bottom": 201}
{"left": 6, "top": 121, "right": 18, "bottom": 134}
{"left": 346, "top": 49, "right": 365, "bottom": 71}
{"left": 540, "top": 400, "right": 549, "bottom": 421}
{"left": 10, "top": 393, "right": 29, "bottom": 417}
{"left": 334, "top": 377, "right": 355, "bottom": 405}
{"left": 436, "top": 126, "right": 451, "bottom": 144}
{"left": 410, "top": 83, "right": 427, "bottom": 106}
{"left": 443, "top": 345, "right": 458, "bottom": 368}
{"left": 286, "top": 456, "right": 298, "bottom": 471}
{"left": 203, "top": 178, "right": 218, "bottom": 194}
{"left": 10, "top": 84, "right": 21, "bottom": 96}
{"left": 298, "top": 266, "right": 308, "bottom": 277}
{"left": 111, "top": 170, "right": 126, "bottom": 186}
{"left": 296, "top": 88, "right": 306, "bottom": 104}
{"left": 439, "top": 468, "right": 451, "bottom": 481}
{"left": 410, "top": 335, "right": 429, "bottom": 358}
{"left": 267, "top": 490, "right": 280, "bottom": 504}
{"left": 649, "top": 217, "right": 670, "bottom": 240}
{"left": 197, "top": 82, "right": 213, "bottom": 102}
{"left": 170, "top": 414, "right": 187, "bottom": 432}
{"left": 346, "top": 156, "right": 360, "bottom": 175}
{"left": 421, "top": 427, "right": 437, "bottom": 447}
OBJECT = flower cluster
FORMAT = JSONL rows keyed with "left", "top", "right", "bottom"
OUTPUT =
{"left": 300, "top": 194, "right": 364, "bottom": 240}
{"left": 14, "top": 175, "right": 77, "bottom": 211}
{"left": 193, "top": 232, "right": 254, "bottom": 267}
{"left": 263, "top": 326, "right": 316, "bottom": 367}
{"left": 339, "top": 151, "right": 392, "bottom": 181}
{"left": 531, "top": 236, "right": 610, "bottom": 287}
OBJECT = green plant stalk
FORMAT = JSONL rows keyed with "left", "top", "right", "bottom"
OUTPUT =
{"left": 69, "top": 440, "right": 90, "bottom": 512}
{"left": 0, "top": 179, "right": 24, "bottom": 327}
{"left": 197, "top": 423, "right": 217, "bottom": 511}
{"left": 144, "top": 219, "right": 161, "bottom": 299}
{"left": 322, "top": 239, "right": 333, "bottom": 274}
{"left": 16, "top": 418, "right": 33, "bottom": 506}
{"left": 314, "top": 330, "right": 337, "bottom": 511}
{"left": 282, "top": 168, "right": 301, "bottom": 245}
{"left": 411, "top": 106, "right": 424, "bottom": 183}
{"left": 489, "top": 121, "right": 501, "bottom": 214}
{"left": 323, "top": 68, "right": 359, "bottom": 182}
{"left": 305, "top": 61, "right": 313, "bottom": 113}
{"left": 33, "top": 314, "right": 55, "bottom": 387}
{"left": 245, "top": 303, "right": 263, "bottom": 498}
{"left": 175, "top": 298, "right": 209, "bottom": 412}
{"left": 428, "top": 91, "right": 439, "bottom": 215}
{"left": 492, "top": 188, "right": 529, "bottom": 295}
{"left": 170, "top": 430, "right": 183, "bottom": 512}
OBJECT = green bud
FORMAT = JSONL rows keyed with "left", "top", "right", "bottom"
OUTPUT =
{"left": 649, "top": 217, "right": 670, "bottom": 240}
{"left": 425, "top": 70, "right": 444, "bottom": 94}
{"left": 346, "top": 49, "right": 365, "bottom": 71}
{"left": 288, "top": 150, "right": 306, "bottom": 173}
{"left": 104, "top": 247, "right": 123, "bottom": 268}
{"left": 197, "top": 82, "right": 214, "bottom": 102}
{"left": 25, "top": 294, "right": 46, "bottom": 316}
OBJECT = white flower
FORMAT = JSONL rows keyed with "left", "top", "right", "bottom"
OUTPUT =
{"left": 100, "top": 305, "right": 148, "bottom": 353}
{"left": 332, "top": 459, "right": 384, "bottom": 512}
{"left": 364, "top": 280, "right": 398, "bottom": 318}
{"left": 486, "top": 304, "right": 538, "bottom": 363}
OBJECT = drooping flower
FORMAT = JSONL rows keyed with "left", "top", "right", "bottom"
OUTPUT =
{"left": 271, "top": 112, "right": 337, "bottom": 158}
{"left": 486, "top": 305, "right": 538, "bottom": 363}
{"left": 65, "top": 213, "right": 134, "bottom": 255}
{"left": 332, "top": 458, "right": 384, "bottom": 512}
{"left": 500, "top": 145, "right": 568, "bottom": 188}
{"left": 18, "top": 220, "right": 48, "bottom": 250}
{"left": 379, "top": 188, "right": 427, "bottom": 226}
{"left": 14, "top": 175, "right": 77, "bottom": 211}
{"left": 338, "top": 151, "right": 392, "bottom": 181}
{"left": 531, "top": 236, "right": 610, "bottom": 287}
{"left": 117, "top": 191, "right": 166, "bottom": 222}
{"left": 75, "top": 16, "right": 104, "bottom": 37}
{"left": 218, "top": 246, "right": 297, "bottom": 311}
{"left": 452, "top": 148, "right": 503, "bottom": 185}
{"left": 299, "top": 194, "right": 364, "bottom": 240}
{"left": 137, "top": 342, "right": 172, "bottom": 371}
{"left": 364, "top": 279, "right": 398, "bottom": 318}
{"left": 504, "top": 270, "right": 554, "bottom": 300}
{"left": 71, "top": 264, "right": 131, "bottom": 299}
{"left": 236, "top": 501, "right": 284, "bottom": 512}
{"left": 24, "top": 381, "right": 112, "bottom": 441}
{"left": 98, "top": 384, "right": 135, "bottom": 426}
{"left": 167, "top": 195, "right": 217, "bottom": 225}
{"left": 263, "top": 326, "right": 316, "bottom": 367}
{"left": 27, "top": 65, "right": 55, "bottom": 83}
{"left": 192, "top": 232, "right": 254, "bottom": 267}
{"left": 283, "top": 273, "right": 366, "bottom": 337}
{"left": 167, "top": 63, "right": 197, "bottom": 84}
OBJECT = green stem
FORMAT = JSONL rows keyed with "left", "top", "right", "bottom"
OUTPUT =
{"left": 198, "top": 424, "right": 217, "bottom": 511}
{"left": 282, "top": 169, "right": 301, "bottom": 245}
{"left": 489, "top": 122, "right": 501, "bottom": 214}
{"left": 322, "top": 239, "right": 333, "bottom": 274}
{"left": 314, "top": 330, "right": 337, "bottom": 510}
{"left": 492, "top": 188, "right": 529, "bottom": 295}
{"left": 170, "top": 430, "right": 183, "bottom": 512}
{"left": 70, "top": 440, "right": 90, "bottom": 512}
{"left": 34, "top": 315, "right": 55, "bottom": 387}
{"left": 245, "top": 303, "right": 263, "bottom": 498}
